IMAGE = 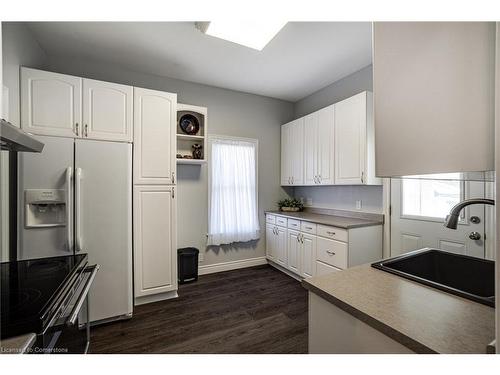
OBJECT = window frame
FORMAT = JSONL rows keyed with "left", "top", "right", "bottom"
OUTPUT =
{"left": 207, "top": 134, "right": 259, "bottom": 242}
{"left": 399, "top": 178, "right": 467, "bottom": 224}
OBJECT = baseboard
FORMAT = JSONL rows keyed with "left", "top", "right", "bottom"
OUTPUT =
{"left": 134, "top": 290, "right": 178, "bottom": 306}
{"left": 198, "top": 256, "right": 268, "bottom": 275}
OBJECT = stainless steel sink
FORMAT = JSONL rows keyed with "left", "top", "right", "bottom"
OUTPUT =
{"left": 372, "top": 248, "right": 495, "bottom": 307}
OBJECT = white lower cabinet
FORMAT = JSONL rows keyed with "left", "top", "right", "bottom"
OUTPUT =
{"left": 287, "top": 230, "right": 301, "bottom": 274}
{"left": 301, "top": 233, "right": 316, "bottom": 278}
{"left": 265, "top": 213, "right": 382, "bottom": 279}
{"left": 133, "top": 186, "right": 177, "bottom": 303}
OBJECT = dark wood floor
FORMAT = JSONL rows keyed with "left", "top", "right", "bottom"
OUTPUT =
{"left": 89, "top": 265, "right": 308, "bottom": 353}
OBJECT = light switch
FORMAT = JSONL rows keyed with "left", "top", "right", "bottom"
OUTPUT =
{"left": 306, "top": 197, "right": 313, "bottom": 206}
{"left": 356, "top": 200, "right": 362, "bottom": 210}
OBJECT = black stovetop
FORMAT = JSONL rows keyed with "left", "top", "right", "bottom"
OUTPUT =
{"left": 1, "top": 254, "right": 88, "bottom": 339}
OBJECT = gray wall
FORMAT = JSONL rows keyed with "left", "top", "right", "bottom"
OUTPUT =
{"left": 294, "top": 65, "right": 373, "bottom": 118}
{"left": 2, "top": 22, "right": 47, "bottom": 128}
{"left": 292, "top": 65, "right": 384, "bottom": 214}
{"left": 43, "top": 55, "right": 294, "bottom": 267}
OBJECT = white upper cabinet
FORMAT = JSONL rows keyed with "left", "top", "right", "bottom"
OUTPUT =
{"left": 133, "top": 87, "right": 177, "bottom": 185}
{"left": 290, "top": 119, "right": 304, "bottom": 185}
{"left": 280, "top": 123, "right": 291, "bottom": 185}
{"left": 317, "top": 105, "right": 335, "bottom": 185}
{"left": 304, "top": 112, "right": 318, "bottom": 185}
{"left": 281, "top": 118, "right": 304, "bottom": 186}
{"left": 82, "top": 78, "right": 133, "bottom": 142}
{"left": 335, "top": 91, "right": 380, "bottom": 185}
{"left": 21, "top": 68, "right": 134, "bottom": 142}
{"left": 281, "top": 92, "right": 378, "bottom": 186}
{"left": 21, "top": 67, "right": 82, "bottom": 138}
{"left": 373, "top": 22, "right": 495, "bottom": 176}
{"left": 304, "top": 105, "right": 335, "bottom": 185}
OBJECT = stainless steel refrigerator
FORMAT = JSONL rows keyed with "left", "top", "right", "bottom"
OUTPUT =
{"left": 18, "top": 135, "right": 133, "bottom": 323}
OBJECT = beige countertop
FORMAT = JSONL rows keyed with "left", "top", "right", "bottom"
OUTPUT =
{"left": 302, "top": 264, "right": 495, "bottom": 354}
{"left": 0, "top": 333, "right": 36, "bottom": 354}
{"left": 265, "top": 210, "right": 383, "bottom": 229}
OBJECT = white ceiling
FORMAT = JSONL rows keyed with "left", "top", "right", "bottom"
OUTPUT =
{"left": 25, "top": 22, "right": 372, "bottom": 102}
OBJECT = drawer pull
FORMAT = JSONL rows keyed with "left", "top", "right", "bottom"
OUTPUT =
{"left": 327, "top": 231, "right": 336, "bottom": 235}
{"left": 326, "top": 250, "right": 336, "bottom": 256}
{"left": 305, "top": 226, "right": 313, "bottom": 230}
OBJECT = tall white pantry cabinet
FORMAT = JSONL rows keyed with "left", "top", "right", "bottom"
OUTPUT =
{"left": 133, "top": 87, "right": 178, "bottom": 305}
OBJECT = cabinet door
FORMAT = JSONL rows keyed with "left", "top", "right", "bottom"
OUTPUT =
{"left": 134, "top": 87, "right": 177, "bottom": 184}
{"left": 276, "top": 226, "right": 288, "bottom": 267}
{"left": 83, "top": 79, "right": 133, "bottom": 142}
{"left": 280, "top": 123, "right": 291, "bottom": 185}
{"left": 266, "top": 224, "right": 276, "bottom": 260}
{"left": 335, "top": 92, "right": 366, "bottom": 185}
{"left": 134, "top": 185, "right": 177, "bottom": 297}
{"left": 290, "top": 118, "right": 304, "bottom": 185}
{"left": 287, "top": 230, "right": 301, "bottom": 274}
{"left": 304, "top": 113, "right": 318, "bottom": 185}
{"left": 301, "top": 233, "right": 316, "bottom": 278}
{"left": 317, "top": 105, "right": 335, "bottom": 185}
{"left": 21, "top": 67, "right": 81, "bottom": 138}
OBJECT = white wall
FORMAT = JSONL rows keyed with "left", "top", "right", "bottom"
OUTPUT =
{"left": 292, "top": 65, "right": 384, "bottom": 214}
{"left": 43, "top": 54, "right": 294, "bottom": 267}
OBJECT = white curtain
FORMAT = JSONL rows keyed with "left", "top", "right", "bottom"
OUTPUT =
{"left": 207, "top": 137, "right": 260, "bottom": 246}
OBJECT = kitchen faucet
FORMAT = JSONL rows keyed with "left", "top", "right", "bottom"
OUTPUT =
{"left": 443, "top": 198, "right": 495, "bottom": 229}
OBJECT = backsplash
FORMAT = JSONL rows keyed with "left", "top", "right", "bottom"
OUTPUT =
{"left": 293, "top": 185, "right": 384, "bottom": 213}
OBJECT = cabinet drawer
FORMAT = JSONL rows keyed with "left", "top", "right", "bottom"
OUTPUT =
{"left": 316, "top": 237, "right": 348, "bottom": 269}
{"left": 276, "top": 216, "right": 287, "bottom": 227}
{"left": 266, "top": 215, "right": 276, "bottom": 224}
{"left": 317, "top": 224, "right": 348, "bottom": 242}
{"left": 315, "top": 261, "right": 342, "bottom": 277}
{"left": 301, "top": 222, "right": 317, "bottom": 234}
{"left": 287, "top": 219, "right": 301, "bottom": 230}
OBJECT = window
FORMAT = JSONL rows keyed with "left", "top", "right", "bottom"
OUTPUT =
{"left": 401, "top": 174, "right": 463, "bottom": 220}
{"left": 207, "top": 136, "right": 259, "bottom": 246}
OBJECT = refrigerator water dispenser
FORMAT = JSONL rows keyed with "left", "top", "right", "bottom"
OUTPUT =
{"left": 25, "top": 189, "right": 66, "bottom": 228}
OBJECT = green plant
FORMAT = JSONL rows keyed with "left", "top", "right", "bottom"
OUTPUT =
{"left": 277, "top": 198, "right": 304, "bottom": 210}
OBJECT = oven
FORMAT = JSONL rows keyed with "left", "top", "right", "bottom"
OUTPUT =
{"left": 34, "top": 264, "right": 99, "bottom": 354}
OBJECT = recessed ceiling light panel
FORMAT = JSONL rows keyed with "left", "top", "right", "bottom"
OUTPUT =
{"left": 197, "top": 21, "right": 287, "bottom": 51}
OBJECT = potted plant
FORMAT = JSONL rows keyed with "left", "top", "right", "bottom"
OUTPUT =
{"left": 277, "top": 198, "right": 304, "bottom": 212}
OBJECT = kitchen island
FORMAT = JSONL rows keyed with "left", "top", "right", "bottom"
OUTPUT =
{"left": 302, "top": 264, "right": 495, "bottom": 354}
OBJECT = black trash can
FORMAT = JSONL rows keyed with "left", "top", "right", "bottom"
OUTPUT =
{"left": 178, "top": 247, "right": 199, "bottom": 284}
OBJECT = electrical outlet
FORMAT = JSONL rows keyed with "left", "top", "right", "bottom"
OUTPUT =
{"left": 306, "top": 197, "right": 313, "bottom": 206}
{"left": 356, "top": 200, "right": 362, "bottom": 210}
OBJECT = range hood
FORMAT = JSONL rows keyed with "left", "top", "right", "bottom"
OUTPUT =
{"left": 0, "top": 118, "right": 44, "bottom": 153}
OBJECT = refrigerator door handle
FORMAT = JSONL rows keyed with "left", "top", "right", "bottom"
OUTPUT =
{"left": 66, "top": 166, "right": 73, "bottom": 252}
{"left": 75, "top": 167, "right": 83, "bottom": 252}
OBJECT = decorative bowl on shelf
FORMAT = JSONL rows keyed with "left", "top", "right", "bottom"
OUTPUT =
{"left": 281, "top": 207, "right": 301, "bottom": 212}
{"left": 179, "top": 114, "right": 200, "bottom": 135}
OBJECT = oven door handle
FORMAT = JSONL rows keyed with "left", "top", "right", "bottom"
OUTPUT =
{"left": 67, "top": 264, "right": 100, "bottom": 326}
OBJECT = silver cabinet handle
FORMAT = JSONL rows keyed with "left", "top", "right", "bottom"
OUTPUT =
{"left": 288, "top": 177, "right": 291, "bottom": 184}
{"left": 84, "top": 124, "right": 88, "bottom": 137}
{"left": 291, "top": 176, "right": 294, "bottom": 184}
{"left": 361, "top": 172, "right": 364, "bottom": 184}
{"left": 67, "top": 264, "right": 100, "bottom": 326}
{"left": 305, "top": 226, "right": 313, "bottom": 230}
{"left": 172, "top": 171, "right": 175, "bottom": 184}
{"left": 172, "top": 187, "right": 175, "bottom": 198}
{"left": 326, "top": 250, "right": 336, "bottom": 256}
{"left": 326, "top": 231, "right": 336, "bottom": 236}
{"left": 300, "top": 234, "right": 304, "bottom": 243}
{"left": 318, "top": 175, "right": 322, "bottom": 184}
{"left": 75, "top": 123, "right": 80, "bottom": 136}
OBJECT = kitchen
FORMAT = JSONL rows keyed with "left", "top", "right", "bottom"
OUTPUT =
{"left": 1, "top": 4, "right": 500, "bottom": 372}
